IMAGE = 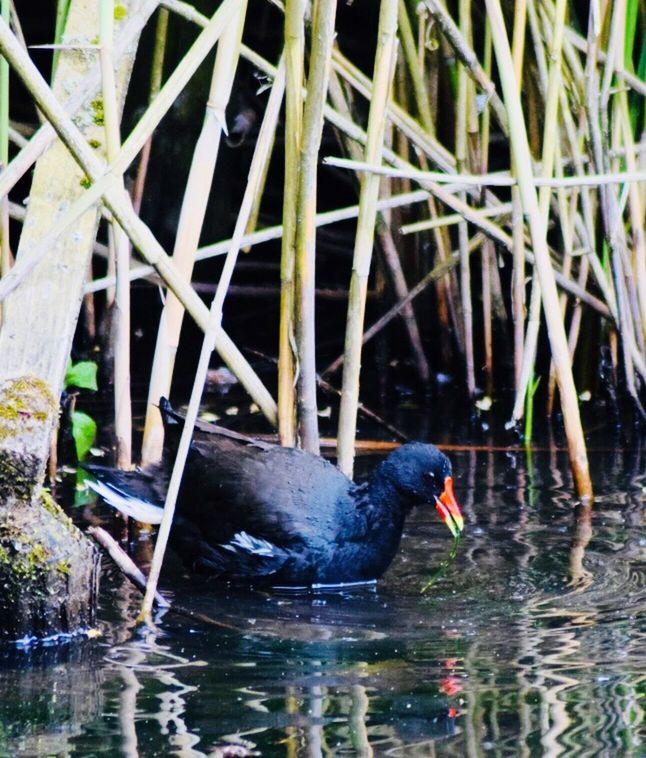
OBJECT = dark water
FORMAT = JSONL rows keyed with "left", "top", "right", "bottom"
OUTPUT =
{"left": 1, "top": 442, "right": 645, "bottom": 757}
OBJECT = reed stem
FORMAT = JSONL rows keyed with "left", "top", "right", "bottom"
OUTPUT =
{"left": 278, "top": 0, "right": 305, "bottom": 447}
{"left": 141, "top": 1, "right": 248, "bottom": 465}
{"left": 485, "top": 0, "right": 592, "bottom": 498}
{"left": 100, "top": 0, "right": 132, "bottom": 469}
{"left": 0, "top": 12, "right": 278, "bottom": 427}
{"left": 293, "top": 0, "right": 338, "bottom": 454}
{"left": 131, "top": 7, "right": 168, "bottom": 216}
{"left": 511, "top": 0, "right": 568, "bottom": 424}
{"left": 456, "top": 0, "right": 475, "bottom": 399}
{"left": 336, "top": 0, "right": 399, "bottom": 477}
{"left": 0, "top": 0, "right": 10, "bottom": 299}
{"left": 140, "top": 49, "right": 286, "bottom": 621}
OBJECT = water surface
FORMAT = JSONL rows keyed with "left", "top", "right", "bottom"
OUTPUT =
{"left": 1, "top": 443, "right": 644, "bottom": 756}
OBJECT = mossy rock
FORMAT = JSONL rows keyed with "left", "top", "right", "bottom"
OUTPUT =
{"left": 0, "top": 376, "right": 57, "bottom": 502}
{"left": 0, "top": 504, "right": 99, "bottom": 640}
{"left": 0, "top": 376, "right": 55, "bottom": 433}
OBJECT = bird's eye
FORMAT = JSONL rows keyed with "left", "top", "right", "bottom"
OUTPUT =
{"left": 423, "top": 471, "right": 435, "bottom": 483}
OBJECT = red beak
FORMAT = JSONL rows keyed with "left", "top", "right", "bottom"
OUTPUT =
{"left": 435, "top": 476, "right": 464, "bottom": 537}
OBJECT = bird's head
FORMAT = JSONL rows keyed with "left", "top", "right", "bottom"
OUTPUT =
{"left": 380, "top": 442, "right": 464, "bottom": 538}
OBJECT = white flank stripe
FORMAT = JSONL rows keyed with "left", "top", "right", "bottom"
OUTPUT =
{"left": 87, "top": 479, "right": 164, "bottom": 525}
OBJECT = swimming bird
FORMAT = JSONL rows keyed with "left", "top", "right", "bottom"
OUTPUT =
{"left": 85, "top": 400, "right": 463, "bottom": 588}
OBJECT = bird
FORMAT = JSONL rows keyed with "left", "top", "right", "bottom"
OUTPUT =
{"left": 84, "top": 399, "right": 464, "bottom": 588}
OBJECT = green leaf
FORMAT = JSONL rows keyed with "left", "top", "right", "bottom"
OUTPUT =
{"left": 71, "top": 410, "right": 96, "bottom": 461}
{"left": 73, "top": 467, "right": 95, "bottom": 508}
{"left": 64, "top": 360, "right": 98, "bottom": 391}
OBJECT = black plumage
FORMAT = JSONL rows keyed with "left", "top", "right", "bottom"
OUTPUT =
{"left": 85, "top": 400, "right": 463, "bottom": 587}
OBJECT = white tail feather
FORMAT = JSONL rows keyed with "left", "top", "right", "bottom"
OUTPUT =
{"left": 87, "top": 479, "right": 164, "bottom": 525}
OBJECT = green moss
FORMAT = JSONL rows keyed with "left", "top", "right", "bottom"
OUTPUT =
{"left": 90, "top": 98, "right": 104, "bottom": 126}
{"left": 0, "top": 527, "right": 51, "bottom": 583}
{"left": 114, "top": 4, "right": 127, "bottom": 20}
{"left": 27, "top": 543, "right": 48, "bottom": 567}
{"left": 0, "top": 376, "right": 54, "bottom": 432}
{"left": 40, "top": 489, "right": 78, "bottom": 537}
{"left": 40, "top": 489, "right": 59, "bottom": 517}
{"left": 0, "top": 382, "right": 51, "bottom": 492}
{"left": 0, "top": 377, "right": 56, "bottom": 499}
{"left": 56, "top": 560, "right": 72, "bottom": 576}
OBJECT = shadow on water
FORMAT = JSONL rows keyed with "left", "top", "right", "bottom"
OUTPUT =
{"left": 1, "top": 438, "right": 645, "bottom": 756}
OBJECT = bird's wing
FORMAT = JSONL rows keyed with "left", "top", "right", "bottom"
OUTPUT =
{"left": 83, "top": 463, "right": 168, "bottom": 523}
{"left": 178, "top": 443, "right": 360, "bottom": 548}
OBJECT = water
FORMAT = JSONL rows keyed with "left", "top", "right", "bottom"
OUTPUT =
{"left": 1, "top": 443, "right": 645, "bottom": 756}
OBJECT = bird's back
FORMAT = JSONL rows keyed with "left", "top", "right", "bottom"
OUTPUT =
{"left": 87, "top": 403, "right": 414, "bottom": 585}
{"left": 179, "top": 440, "right": 356, "bottom": 545}
{"left": 174, "top": 439, "right": 403, "bottom": 584}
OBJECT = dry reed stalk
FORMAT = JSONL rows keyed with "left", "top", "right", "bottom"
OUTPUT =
{"left": 100, "top": 0, "right": 132, "bottom": 469}
{"left": 323, "top": 233, "right": 484, "bottom": 378}
{"left": 8, "top": 124, "right": 28, "bottom": 148}
{"left": 564, "top": 24, "right": 646, "bottom": 96}
{"left": 548, "top": 257, "right": 591, "bottom": 416}
{"left": 393, "top": 55, "right": 413, "bottom": 196}
{"left": 479, "top": 18, "right": 495, "bottom": 395}
{"left": 278, "top": 0, "right": 305, "bottom": 447}
{"left": 330, "top": 56, "right": 430, "bottom": 384}
{"left": 485, "top": 0, "right": 592, "bottom": 498}
{"left": 511, "top": 0, "right": 568, "bottom": 425}
{"left": 398, "top": 0, "right": 432, "bottom": 133}
{"left": 88, "top": 526, "right": 169, "bottom": 608}
{"left": 0, "top": 12, "right": 278, "bottom": 426}
{"left": 293, "top": 0, "right": 337, "bottom": 454}
{"left": 0, "top": 0, "right": 159, "bottom": 202}
{"left": 546, "top": 150, "right": 579, "bottom": 415}
{"left": 322, "top": 157, "right": 646, "bottom": 189}
{"left": 336, "top": 0, "right": 398, "bottom": 477}
{"left": 510, "top": 3, "right": 526, "bottom": 394}
{"left": 140, "top": 51, "right": 287, "bottom": 621}
{"left": 511, "top": 0, "right": 527, "bottom": 74}
{"left": 389, "top": 7, "right": 438, "bottom": 379}
{"left": 85, "top": 189, "right": 432, "bottom": 294}
{"left": 614, "top": 88, "right": 646, "bottom": 342}
{"left": 456, "top": 0, "right": 475, "bottom": 399}
{"left": 0, "top": 198, "right": 8, "bottom": 324}
{"left": 141, "top": 1, "right": 248, "bottom": 465}
{"left": 554, "top": 48, "right": 619, "bottom": 327}
{"left": 373, "top": 8, "right": 432, "bottom": 384}
{"left": 0, "top": 1, "right": 7, "bottom": 159}
{"left": 414, "top": 151, "right": 465, "bottom": 361}
{"left": 585, "top": 6, "right": 646, "bottom": 408}
{"left": 570, "top": 8, "right": 623, "bottom": 323}
{"left": 324, "top": 158, "right": 612, "bottom": 317}
{"left": 242, "top": 124, "right": 276, "bottom": 253}
{"left": 423, "top": 0, "right": 509, "bottom": 135}
{"left": 131, "top": 7, "right": 168, "bottom": 216}
{"left": 602, "top": 3, "right": 644, "bottom": 363}
{"left": 331, "top": 49, "right": 454, "bottom": 172}
{"left": 0, "top": 0, "right": 240, "bottom": 303}
{"left": 327, "top": 65, "right": 430, "bottom": 384}
{"left": 376, "top": 222, "right": 430, "bottom": 382}
{"left": 400, "top": 202, "right": 513, "bottom": 234}
{"left": 0, "top": 0, "right": 9, "bottom": 325}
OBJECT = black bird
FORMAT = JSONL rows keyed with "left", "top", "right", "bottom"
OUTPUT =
{"left": 85, "top": 400, "right": 463, "bottom": 588}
